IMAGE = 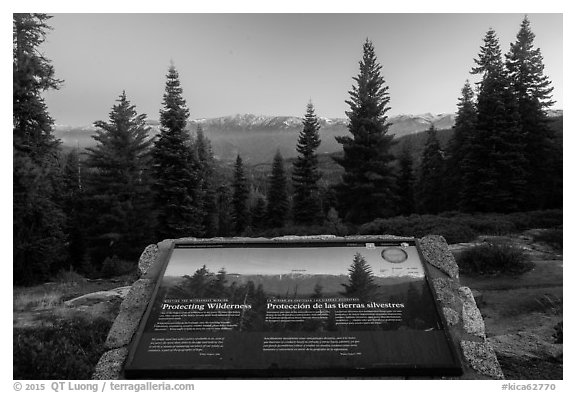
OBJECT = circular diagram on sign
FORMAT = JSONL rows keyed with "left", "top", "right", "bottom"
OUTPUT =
{"left": 381, "top": 247, "right": 408, "bottom": 263}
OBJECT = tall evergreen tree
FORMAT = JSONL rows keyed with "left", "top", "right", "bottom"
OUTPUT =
{"left": 506, "top": 16, "right": 560, "bottom": 209}
{"left": 397, "top": 143, "right": 415, "bottom": 216}
{"left": 250, "top": 196, "right": 267, "bottom": 231}
{"left": 13, "top": 13, "right": 62, "bottom": 159}
{"left": 292, "top": 102, "right": 323, "bottom": 225}
{"left": 266, "top": 150, "right": 289, "bottom": 228}
{"left": 194, "top": 125, "right": 218, "bottom": 237}
{"left": 13, "top": 13, "right": 67, "bottom": 284}
{"left": 341, "top": 253, "right": 376, "bottom": 302}
{"left": 416, "top": 126, "right": 445, "bottom": 214}
{"left": 85, "top": 92, "right": 154, "bottom": 263}
{"left": 444, "top": 80, "right": 477, "bottom": 210}
{"left": 334, "top": 39, "right": 397, "bottom": 223}
{"left": 311, "top": 282, "right": 324, "bottom": 299}
{"left": 61, "top": 149, "right": 88, "bottom": 271}
{"left": 231, "top": 155, "right": 250, "bottom": 234}
{"left": 151, "top": 65, "right": 203, "bottom": 239}
{"left": 461, "top": 29, "right": 526, "bottom": 212}
{"left": 216, "top": 185, "right": 234, "bottom": 237}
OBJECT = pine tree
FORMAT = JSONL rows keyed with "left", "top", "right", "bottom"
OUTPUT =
{"left": 209, "top": 268, "right": 228, "bottom": 297}
{"left": 216, "top": 185, "right": 234, "bottom": 236}
{"left": 444, "top": 80, "right": 477, "bottom": 210}
{"left": 185, "top": 265, "right": 210, "bottom": 297}
{"left": 325, "top": 207, "right": 347, "bottom": 236}
{"left": 416, "top": 126, "right": 445, "bottom": 214}
{"left": 194, "top": 125, "right": 218, "bottom": 237}
{"left": 250, "top": 197, "right": 267, "bottom": 230}
{"left": 61, "top": 149, "right": 88, "bottom": 271}
{"left": 506, "top": 16, "right": 560, "bottom": 209}
{"left": 334, "top": 39, "right": 397, "bottom": 223}
{"left": 461, "top": 29, "right": 526, "bottom": 212}
{"left": 266, "top": 150, "right": 289, "bottom": 228}
{"left": 231, "top": 155, "right": 250, "bottom": 234}
{"left": 151, "top": 65, "right": 203, "bottom": 239}
{"left": 397, "top": 143, "right": 415, "bottom": 216}
{"left": 311, "top": 282, "right": 323, "bottom": 299}
{"left": 13, "top": 13, "right": 62, "bottom": 159}
{"left": 341, "top": 253, "right": 376, "bottom": 301}
{"left": 292, "top": 102, "right": 322, "bottom": 225}
{"left": 85, "top": 92, "right": 154, "bottom": 263}
{"left": 13, "top": 14, "right": 67, "bottom": 284}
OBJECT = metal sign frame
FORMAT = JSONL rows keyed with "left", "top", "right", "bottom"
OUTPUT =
{"left": 124, "top": 238, "right": 462, "bottom": 378}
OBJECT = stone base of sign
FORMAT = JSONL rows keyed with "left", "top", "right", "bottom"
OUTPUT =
{"left": 93, "top": 235, "right": 504, "bottom": 380}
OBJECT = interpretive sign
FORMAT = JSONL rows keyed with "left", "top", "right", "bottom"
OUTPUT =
{"left": 124, "top": 239, "right": 462, "bottom": 378}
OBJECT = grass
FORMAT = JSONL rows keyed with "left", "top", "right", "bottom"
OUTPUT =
{"left": 456, "top": 240, "right": 532, "bottom": 275}
{"left": 500, "top": 291, "right": 563, "bottom": 317}
{"left": 13, "top": 270, "right": 129, "bottom": 379}
{"left": 13, "top": 290, "right": 64, "bottom": 312}
{"left": 14, "top": 270, "right": 88, "bottom": 312}
{"left": 13, "top": 316, "right": 112, "bottom": 379}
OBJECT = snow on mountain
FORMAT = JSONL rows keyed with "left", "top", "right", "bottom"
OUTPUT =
{"left": 51, "top": 112, "right": 460, "bottom": 161}
{"left": 53, "top": 109, "right": 562, "bottom": 163}
{"left": 546, "top": 109, "right": 563, "bottom": 118}
{"left": 189, "top": 114, "right": 347, "bottom": 131}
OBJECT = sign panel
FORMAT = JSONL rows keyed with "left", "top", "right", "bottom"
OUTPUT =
{"left": 124, "top": 240, "right": 462, "bottom": 378}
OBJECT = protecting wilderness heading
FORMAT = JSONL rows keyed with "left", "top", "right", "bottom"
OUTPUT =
{"left": 161, "top": 302, "right": 252, "bottom": 311}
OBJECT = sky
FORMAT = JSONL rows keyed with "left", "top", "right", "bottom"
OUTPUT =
{"left": 40, "top": 13, "right": 563, "bottom": 126}
{"left": 164, "top": 246, "right": 425, "bottom": 278}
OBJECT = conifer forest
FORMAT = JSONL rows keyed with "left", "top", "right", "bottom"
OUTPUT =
{"left": 13, "top": 14, "right": 562, "bottom": 285}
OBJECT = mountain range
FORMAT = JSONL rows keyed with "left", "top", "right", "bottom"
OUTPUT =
{"left": 163, "top": 273, "right": 422, "bottom": 297}
{"left": 54, "top": 110, "right": 562, "bottom": 164}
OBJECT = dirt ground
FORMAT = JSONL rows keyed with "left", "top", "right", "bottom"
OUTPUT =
{"left": 459, "top": 250, "right": 563, "bottom": 380}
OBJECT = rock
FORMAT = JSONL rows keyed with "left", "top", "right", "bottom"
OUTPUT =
{"left": 60, "top": 286, "right": 130, "bottom": 322}
{"left": 138, "top": 244, "right": 159, "bottom": 277}
{"left": 105, "top": 279, "right": 155, "bottom": 350}
{"left": 448, "top": 243, "right": 476, "bottom": 255}
{"left": 419, "top": 235, "right": 459, "bottom": 279}
{"left": 431, "top": 277, "right": 458, "bottom": 308}
{"left": 92, "top": 347, "right": 129, "bottom": 380}
{"left": 64, "top": 286, "right": 131, "bottom": 307}
{"left": 461, "top": 340, "right": 505, "bottom": 379}
{"left": 72, "top": 302, "right": 120, "bottom": 322}
{"left": 459, "top": 287, "right": 486, "bottom": 338}
{"left": 489, "top": 332, "right": 563, "bottom": 363}
{"left": 442, "top": 307, "right": 460, "bottom": 326}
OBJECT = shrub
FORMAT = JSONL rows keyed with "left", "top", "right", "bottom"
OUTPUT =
{"left": 55, "top": 269, "right": 86, "bottom": 283}
{"left": 358, "top": 210, "right": 562, "bottom": 243}
{"left": 465, "top": 215, "right": 517, "bottom": 235}
{"left": 533, "top": 228, "right": 563, "bottom": 250}
{"left": 456, "top": 240, "right": 532, "bottom": 275}
{"left": 100, "top": 255, "right": 135, "bottom": 278}
{"left": 553, "top": 321, "right": 563, "bottom": 344}
{"left": 429, "top": 223, "right": 477, "bottom": 244}
{"left": 507, "top": 210, "right": 563, "bottom": 230}
{"left": 525, "top": 210, "right": 563, "bottom": 228}
{"left": 359, "top": 214, "right": 477, "bottom": 243}
{"left": 13, "top": 317, "right": 112, "bottom": 379}
{"left": 247, "top": 209, "right": 562, "bottom": 244}
{"left": 54, "top": 268, "right": 87, "bottom": 286}
{"left": 253, "top": 223, "right": 350, "bottom": 238}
